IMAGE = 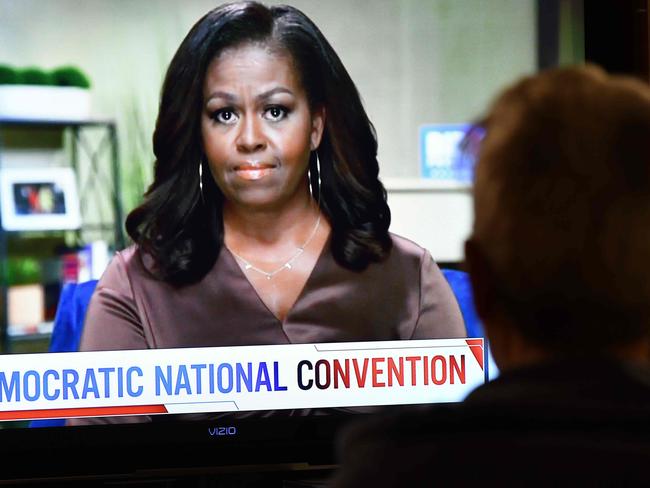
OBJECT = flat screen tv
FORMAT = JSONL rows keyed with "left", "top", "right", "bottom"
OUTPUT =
{"left": 0, "top": 0, "right": 558, "bottom": 484}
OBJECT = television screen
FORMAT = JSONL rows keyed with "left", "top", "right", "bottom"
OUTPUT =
{"left": 0, "top": 0, "right": 545, "bottom": 483}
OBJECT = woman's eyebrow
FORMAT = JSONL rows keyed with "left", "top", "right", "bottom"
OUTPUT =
{"left": 205, "top": 91, "right": 237, "bottom": 104}
{"left": 205, "top": 87, "right": 294, "bottom": 104}
{"left": 255, "top": 87, "right": 293, "bottom": 101}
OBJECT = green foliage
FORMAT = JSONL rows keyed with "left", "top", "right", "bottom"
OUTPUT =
{"left": 0, "top": 64, "right": 18, "bottom": 84}
{"left": 121, "top": 100, "right": 154, "bottom": 213}
{"left": 0, "top": 64, "right": 91, "bottom": 87}
{"left": 6, "top": 257, "right": 42, "bottom": 285}
{"left": 51, "top": 65, "right": 91, "bottom": 89}
{"left": 17, "top": 67, "right": 54, "bottom": 86}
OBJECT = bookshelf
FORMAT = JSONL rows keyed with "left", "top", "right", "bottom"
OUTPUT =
{"left": 0, "top": 118, "right": 125, "bottom": 352}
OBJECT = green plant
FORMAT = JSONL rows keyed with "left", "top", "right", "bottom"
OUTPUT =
{"left": 122, "top": 100, "right": 154, "bottom": 213}
{"left": 0, "top": 64, "right": 18, "bottom": 84}
{"left": 6, "top": 257, "right": 42, "bottom": 285}
{"left": 0, "top": 65, "right": 92, "bottom": 87}
{"left": 51, "top": 65, "right": 91, "bottom": 89}
{"left": 17, "top": 67, "right": 54, "bottom": 85}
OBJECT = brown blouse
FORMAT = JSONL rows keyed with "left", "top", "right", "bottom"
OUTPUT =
{"left": 69, "top": 234, "right": 465, "bottom": 425}
{"left": 79, "top": 234, "right": 465, "bottom": 351}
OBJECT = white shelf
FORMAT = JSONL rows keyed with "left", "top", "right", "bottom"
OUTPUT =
{"left": 383, "top": 177, "right": 472, "bottom": 192}
{"left": 7, "top": 321, "right": 54, "bottom": 339}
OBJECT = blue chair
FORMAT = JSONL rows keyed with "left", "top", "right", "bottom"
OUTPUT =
{"left": 440, "top": 269, "right": 482, "bottom": 339}
{"left": 48, "top": 280, "right": 99, "bottom": 353}
{"left": 441, "top": 268, "right": 499, "bottom": 380}
{"left": 29, "top": 280, "right": 98, "bottom": 428}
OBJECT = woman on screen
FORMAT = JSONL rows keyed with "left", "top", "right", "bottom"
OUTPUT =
{"left": 76, "top": 1, "right": 464, "bottom": 398}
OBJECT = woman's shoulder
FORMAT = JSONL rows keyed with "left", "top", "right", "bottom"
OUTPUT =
{"left": 364, "top": 232, "right": 435, "bottom": 282}
{"left": 111, "top": 245, "right": 145, "bottom": 272}
{"left": 113, "top": 244, "right": 138, "bottom": 262}
{"left": 388, "top": 232, "right": 431, "bottom": 262}
{"left": 100, "top": 245, "right": 154, "bottom": 289}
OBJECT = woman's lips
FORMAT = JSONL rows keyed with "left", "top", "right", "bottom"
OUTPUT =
{"left": 234, "top": 163, "right": 276, "bottom": 181}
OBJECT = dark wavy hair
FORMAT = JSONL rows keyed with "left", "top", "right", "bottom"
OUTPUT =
{"left": 126, "top": 1, "right": 392, "bottom": 286}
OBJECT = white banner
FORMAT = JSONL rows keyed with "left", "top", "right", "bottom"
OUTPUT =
{"left": 0, "top": 338, "right": 486, "bottom": 421}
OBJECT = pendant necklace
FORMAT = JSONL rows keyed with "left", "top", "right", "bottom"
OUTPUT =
{"left": 229, "top": 213, "right": 321, "bottom": 280}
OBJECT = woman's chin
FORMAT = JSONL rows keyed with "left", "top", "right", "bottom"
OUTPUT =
{"left": 226, "top": 191, "right": 290, "bottom": 212}
{"left": 222, "top": 181, "right": 311, "bottom": 213}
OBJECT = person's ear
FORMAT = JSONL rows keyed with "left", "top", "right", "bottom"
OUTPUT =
{"left": 310, "top": 106, "right": 326, "bottom": 150}
{"left": 464, "top": 238, "right": 498, "bottom": 323}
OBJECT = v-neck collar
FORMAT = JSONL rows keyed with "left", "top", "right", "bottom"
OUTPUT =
{"left": 222, "top": 233, "right": 332, "bottom": 326}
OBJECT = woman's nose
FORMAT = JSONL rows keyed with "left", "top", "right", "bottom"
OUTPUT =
{"left": 236, "top": 115, "right": 266, "bottom": 153}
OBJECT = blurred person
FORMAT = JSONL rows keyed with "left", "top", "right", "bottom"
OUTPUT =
{"left": 332, "top": 65, "right": 650, "bottom": 486}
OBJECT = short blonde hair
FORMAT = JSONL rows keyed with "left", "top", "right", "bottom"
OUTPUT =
{"left": 472, "top": 65, "right": 650, "bottom": 349}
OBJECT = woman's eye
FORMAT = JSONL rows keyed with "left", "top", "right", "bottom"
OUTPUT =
{"left": 212, "top": 109, "right": 238, "bottom": 125}
{"left": 264, "top": 106, "right": 288, "bottom": 121}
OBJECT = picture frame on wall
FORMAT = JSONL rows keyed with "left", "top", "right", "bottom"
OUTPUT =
{"left": 419, "top": 124, "right": 483, "bottom": 184}
{"left": 0, "top": 167, "right": 81, "bottom": 231}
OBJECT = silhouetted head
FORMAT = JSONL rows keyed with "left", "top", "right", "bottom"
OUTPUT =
{"left": 466, "top": 65, "right": 650, "bottom": 361}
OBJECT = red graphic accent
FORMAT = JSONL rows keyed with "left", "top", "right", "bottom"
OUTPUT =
{"left": 0, "top": 404, "right": 168, "bottom": 421}
{"left": 465, "top": 339, "right": 484, "bottom": 371}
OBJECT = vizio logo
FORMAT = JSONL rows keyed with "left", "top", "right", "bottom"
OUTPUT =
{"left": 208, "top": 426, "right": 237, "bottom": 436}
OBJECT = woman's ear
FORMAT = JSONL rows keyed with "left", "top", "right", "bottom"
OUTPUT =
{"left": 310, "top": 106, "right": 326, "bottom": 150}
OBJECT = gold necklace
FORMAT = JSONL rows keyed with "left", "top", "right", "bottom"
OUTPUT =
{"left": 228, "top": 214, "right": 321, "bottom": 280}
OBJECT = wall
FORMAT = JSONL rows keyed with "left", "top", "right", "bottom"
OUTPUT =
{"left": 0, "top": 0, "right": 536, "bottom": 257}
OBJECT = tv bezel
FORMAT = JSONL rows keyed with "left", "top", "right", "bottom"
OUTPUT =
{"left": 0, "top": 407, "right": 416, "bottom": 483}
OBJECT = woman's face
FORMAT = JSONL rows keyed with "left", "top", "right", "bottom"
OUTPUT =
{"left": 201, "top": 43, "right": 324, "bottom": 212}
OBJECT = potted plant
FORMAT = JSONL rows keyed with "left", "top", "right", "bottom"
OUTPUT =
{"left": 0, "top": 64, "right": 92, "bottom": 121}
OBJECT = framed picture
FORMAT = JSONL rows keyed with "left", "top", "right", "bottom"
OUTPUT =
{"left": 0, "top": 167, "right": 81, "bottom": 231}
{"left": 419, "top": 124, "right": 483, "bottom": 184}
